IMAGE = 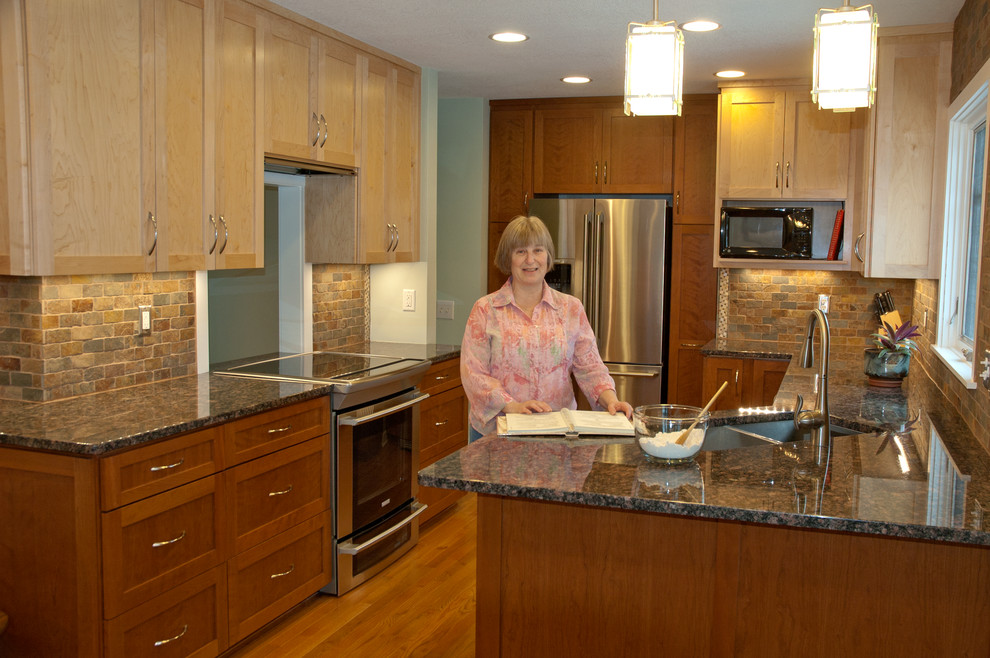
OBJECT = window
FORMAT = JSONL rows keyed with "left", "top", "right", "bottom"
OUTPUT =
{"left": 936, "top": 82, "right": 988, "bottom": 388}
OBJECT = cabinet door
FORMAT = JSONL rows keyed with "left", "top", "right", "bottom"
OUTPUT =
{"left": 702, "top": 356, "right": 746, "bottom": 411}
{"left": 602, "top": 109, "right": 673, "bottom": 193}
{"left": 263, "top": 15, "right": 318, "bottom": 162}
{"left": 357, "top": 54, "right": 389, "bottom": 262}
{"left": 863, "top": 32, "right": 951, "bottom": 279}
{"left": 717, "top": 88, "right": 786, "bottom": 199}
{"left": 673, "top": 97, "right": 717, "bottom": 225}
{"left": 22, "top": 0, "right": 156, "bottom": 274}
{"left": 387, "top": 64, "right": 420, "bottom": 262}
{"left": 747, "top": 359, "right": 789, "bottom": 407}
{"left": 782, "top": 91, "right": 850, "bottom": 199}
{"left": 489, "top": 108, "right": 533, "bottom": 223}
{"left": 159, "top": 0, "right": 209, "bottom": 272}
{"left": 667, "top": 225, "right": 717, "bottom": 406}
{"left": 316, "top": 37, "right": 358, "bottom": 168}
{"left": 214, "top": 0, "right": 264, "bottom": 269}
{"left": 534, "top": 107, "right": 602, "bottom": 193}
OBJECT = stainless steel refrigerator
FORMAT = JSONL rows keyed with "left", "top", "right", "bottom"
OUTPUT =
{"left": 529, "top": 197, "right": 668, "bottom": 408}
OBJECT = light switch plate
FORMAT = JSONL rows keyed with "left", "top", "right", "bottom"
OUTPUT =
{"left": 138, "top": 305, "right": 152, "bottom": 336}
{"left": 437, "top": 300, "right": 454, "bottom": 320}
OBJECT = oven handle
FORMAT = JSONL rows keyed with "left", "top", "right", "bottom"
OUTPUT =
{"left": 338, "top": 393, "right": 429, "bottom": 426}
{"left": 337, "top": 501, "right": 428, "bottom": 555}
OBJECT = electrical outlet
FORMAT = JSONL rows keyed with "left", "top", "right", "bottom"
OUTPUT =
{"left": 437, "top": 300, "right": 455, "bottom": 320}
{"left": 402, "top": 289, "right": 416, "bottom": 312}
{"left": 138, "top": 305, "right": 152, "bottom": 336}
{"left": 817, "top": 294, "right": 829, "bottom": 314}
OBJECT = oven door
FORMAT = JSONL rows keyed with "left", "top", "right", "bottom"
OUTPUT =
{"left": 332, "top": 389, "right": 428, "bottom": 594}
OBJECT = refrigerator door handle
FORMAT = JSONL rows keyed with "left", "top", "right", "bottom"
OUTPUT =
{"left": 583, "top": 212, "right": 594, "bottom": 324}
{"left": 593, "top": 212, "right": 604, "bottom": 335}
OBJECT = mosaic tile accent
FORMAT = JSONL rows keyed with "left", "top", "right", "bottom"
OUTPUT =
{"left": 716, "top": 268, "right": 729, "bottom": 338}
{"left": 311, "top": 264, "right": 371, "bottom": 352}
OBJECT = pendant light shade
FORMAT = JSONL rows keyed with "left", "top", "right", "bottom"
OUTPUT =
{"left": 812, "top": 3, "right": 878, "bottom": 111}
{"left": 623, "top": 2, "right": 683, "bottom": 117}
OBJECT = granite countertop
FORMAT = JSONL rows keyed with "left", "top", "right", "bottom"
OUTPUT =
{"left": 419, "top": 341, "right": 990, "bottom": 546}
{"left": 0, "top": 342, "right": 460, "bottom": 456}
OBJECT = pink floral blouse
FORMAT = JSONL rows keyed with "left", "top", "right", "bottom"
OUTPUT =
{"left": 460, "top": 279, "right": 616, "bottom": 435}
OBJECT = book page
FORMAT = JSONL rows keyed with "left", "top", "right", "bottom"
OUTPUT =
{"left": 503, "top": 411, "right": 569, "bottom": 435}
{"left": 561, "top": 409, "right": 634, "bottom": 435}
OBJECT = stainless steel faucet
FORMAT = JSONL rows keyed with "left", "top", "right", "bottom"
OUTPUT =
{"left": 793, "top": 308, "right": 831, "bottom": 450}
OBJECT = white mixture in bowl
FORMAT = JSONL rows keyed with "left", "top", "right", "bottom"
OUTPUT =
{"left": 637, "top": 428, "right": 705, "bottom": 459}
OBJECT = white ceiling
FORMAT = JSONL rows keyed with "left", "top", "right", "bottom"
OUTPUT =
{"left": 270, "top": 0, "right": 963, "bottom": 99}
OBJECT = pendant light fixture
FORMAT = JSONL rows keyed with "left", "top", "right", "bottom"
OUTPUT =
{"left": 811, "top": 1, "right": 879, "bottom": 112}
{"left": 623, "top": 0, "right": 684, "bottom": 117}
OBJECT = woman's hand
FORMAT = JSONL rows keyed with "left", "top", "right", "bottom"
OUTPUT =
{"left": 598, "top": 390, "right": 633, "bottom": 419}
{"left": 503, "top": 400, "right": 552, "bottom": 414}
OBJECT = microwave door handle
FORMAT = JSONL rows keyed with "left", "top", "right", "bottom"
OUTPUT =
{"left": 338, "top": 393, "right": 430, "bottom": 426}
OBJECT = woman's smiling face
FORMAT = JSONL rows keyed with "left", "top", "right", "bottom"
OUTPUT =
{"left": 510, "top": 244, "right": 548, "bottom": 285}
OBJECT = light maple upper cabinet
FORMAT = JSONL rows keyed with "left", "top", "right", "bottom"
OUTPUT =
{"left": 161, "top": 0, "right": 264, "bottom": 272}
{"left": 1, "top": 0, "right": 156, "bottom": 275}
{"left": 717, "top": 85, "right": 851, "bottom": 200}
{"left": 263, "top": 14, "right": 358, "bottom": 169}
{"left": 534, "top": 105, "right": 673, "bottom": 194}
{"left": 0, "top": 0, "right": 263, "bottom": 275}
{"left": 306, "top": 54, "right": 420, "bottom": 264}
{"left": 855, "top": 26, "right": 952, "bottom": 279}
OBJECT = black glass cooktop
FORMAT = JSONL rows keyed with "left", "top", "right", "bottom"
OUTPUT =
{"left": 220, "top": 351, "right": 426, "bottom": 384}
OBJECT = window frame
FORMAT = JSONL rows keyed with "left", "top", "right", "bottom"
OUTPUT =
{"left": 936, "top": 79, "right": 988, "bottom": 389}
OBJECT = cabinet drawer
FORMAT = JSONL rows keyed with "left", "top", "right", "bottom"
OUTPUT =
{"left": 419, "top": 358, "right": 460, "bottom": 397}
{"left": 102, "top": 476, "right": 224, "bottom": 618}
{"left": 421, "top": 386, "right": 467, "bottom": 466}
{"left": 226, "top": 437, "right": 329, "bottom": 554}
{"left": 227, "top": 512, "right": 331, "bottom": 643}
{"left": 104, "top": 567, "right": 226, "bottom": 658}
{"left": 101, "top": 427, "right": 223, "bottom": 510}
{"left": 224, "top": 397, "right": 329, "bottom": 464}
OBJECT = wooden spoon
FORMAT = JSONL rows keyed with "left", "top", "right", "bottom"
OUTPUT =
{"left": 675, "top": 381, "right": 728, "bottom": 445}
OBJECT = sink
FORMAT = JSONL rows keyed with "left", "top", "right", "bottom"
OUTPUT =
{"left": 702, "top": 420, "right": 858, "bottom": 451}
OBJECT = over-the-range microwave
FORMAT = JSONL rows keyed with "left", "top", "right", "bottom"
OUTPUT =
{"left": 719, "top": 206, "right": 813, "bottom": 259}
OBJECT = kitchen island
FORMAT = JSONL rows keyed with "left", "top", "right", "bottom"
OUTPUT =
{"left": 419, "top": 342, "right": 990, "bottom": 656}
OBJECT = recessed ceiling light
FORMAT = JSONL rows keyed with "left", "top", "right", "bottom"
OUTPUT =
{"left": 490, "top": 32, "right": 528, "bottom": 43}
{"left": 716, "top": 70, "right": 746, "bottom": 79}
{"left": 561, "top": 76, "right": 591, "bottom": 84}
{"left": 681, "top": 20, "right": 720, "bottom": 32}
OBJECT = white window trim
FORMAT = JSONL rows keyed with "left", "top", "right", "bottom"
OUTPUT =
{"left": 937, "top": 73, "right": 988, "bottom": 390}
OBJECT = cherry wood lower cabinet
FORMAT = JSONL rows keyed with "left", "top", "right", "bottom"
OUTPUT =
{"left": 476, "top": 494, "right": 990, "bottom": 657}
{"left": 0, "top": 395, "right": 332, "bottom": 657}
{"left": 418, "top": 358, "right": 469, "bottom": 525}
{"left": 702, "top": 355, "right": 790, "bottom": 411}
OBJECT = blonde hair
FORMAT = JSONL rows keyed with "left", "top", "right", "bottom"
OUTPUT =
{"left": 494, "top": 215, "right": 556, "bottom": 275}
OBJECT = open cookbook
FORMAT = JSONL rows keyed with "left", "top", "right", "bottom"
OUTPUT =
{"left": 497, "top": 409, "right": 635, "bottom": 437}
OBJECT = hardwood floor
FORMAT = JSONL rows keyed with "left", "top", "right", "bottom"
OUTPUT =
{"left": 228, "top": 494, "right": 477, "bottom": 657}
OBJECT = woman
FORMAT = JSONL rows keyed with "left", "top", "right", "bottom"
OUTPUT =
{"left": 460, "top": 215, "right": 633, "bottom": 441}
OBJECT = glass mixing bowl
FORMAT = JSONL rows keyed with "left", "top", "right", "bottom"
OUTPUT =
{"left": 634, "top": 404, "right": 710, "bottom": 464}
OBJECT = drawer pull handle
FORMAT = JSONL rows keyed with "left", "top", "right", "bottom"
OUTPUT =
{"left": 271, "top": 563, "right": 295, "bottom": 579}
{"left": 149, "top": 457, "right": 185, "bottom": 472}
{"left": 434, "top": 374, "right": 449, "bottom": 381}
{"left": 152, "top": 530, "right": 186, "bottom": 548}
{"left": 154, "top": 624, "right": 188, "bottom": 647}
{"left": 268, "top": 484, "right": 293, "bottom": 497}
{"left": 267, "top": 425, "right": 293, "bottom": 434}
{"left": 680, "top": 342, "right": 704, "bottom": 348}
{"left": 434, "top": 419, "right": 448, "bottom": 427}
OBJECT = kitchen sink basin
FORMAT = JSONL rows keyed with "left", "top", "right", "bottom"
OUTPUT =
{"left": 701, "top": 420, "right": 858, "bottom": 451}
